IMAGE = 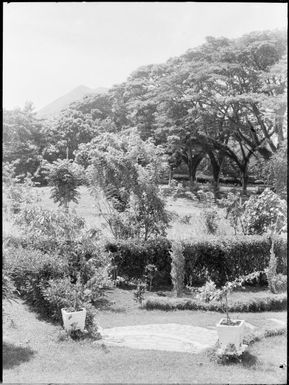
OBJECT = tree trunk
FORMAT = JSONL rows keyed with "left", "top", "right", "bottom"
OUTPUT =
{"left": 240, "top": 164, "right": 249, "bottom": 195}
{"left": 275, "top": 105, "right": 286, "bottom": 147}
{"left": 188, "top": 153, "right": 203, "bottom": 186}
{"left": 169, "top": 167, "right": 173, "bottom": 185}
{"left": 63, "top": 199, "right": 69, "bottom": 214}
{"left": 208, "top": 151, "right": 221, "bottom": 200}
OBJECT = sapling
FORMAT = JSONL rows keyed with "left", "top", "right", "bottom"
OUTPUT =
{"left": 133, "top": 281, "right": 146, "bottom": 305}
{"left": 145, "top": 264, "right": 158, "bottom": 291}
{"left": 209, "top": 271, "right": 262, "bottom": 325}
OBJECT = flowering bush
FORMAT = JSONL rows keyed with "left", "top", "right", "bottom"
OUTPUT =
{"left": 241, "top": 188, "right": 287, "bottom": 235}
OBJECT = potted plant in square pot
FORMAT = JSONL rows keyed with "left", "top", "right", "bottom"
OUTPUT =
{"left": 61, "top": 281, "right": 87, "bottom": 332}
{"left": 209, "top": 271, "right": 262, "bottom": 356}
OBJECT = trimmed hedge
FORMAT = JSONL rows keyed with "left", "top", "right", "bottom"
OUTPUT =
{"left": 106, "top": 235, "right": 287, "bottom": 287}
{"left": 143, "top": 293, "right": 287, "bottom": 312}
{"left": 183, "top": 235, "right": 287, "bottom": 286}
{"left": 106, "top": 237, "right": 172, "bottom": 286}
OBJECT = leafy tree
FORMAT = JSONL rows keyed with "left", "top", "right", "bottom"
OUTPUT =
{"left": 76, "top": 131, "right": 170, "bottom": 240}
{"left": 44, "top": 159, "right": 84, "bottom": 212}
{"left": 152, "top": 30, "right": 287, "bottom": 193}
{"left": 43, "top": 109, "right": 99, "bottom": 161}
{"left": 3, "top": 102, "right": 48, "bottom": 183}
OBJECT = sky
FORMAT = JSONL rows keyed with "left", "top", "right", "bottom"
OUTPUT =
{"left": 3, "top": 2, "right": 287, "bottom": 111}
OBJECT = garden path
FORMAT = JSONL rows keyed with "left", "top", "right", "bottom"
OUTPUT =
{"left": 96, "top": 323, "right": 218, "bottom": 354}
{"left": 94, "top": 320, "right": 274, "bottom": 354}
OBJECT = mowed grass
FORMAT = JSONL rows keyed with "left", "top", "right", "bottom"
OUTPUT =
{"left": 3, "top": 185, "right": 235, "bottom": 240}
{"left": 3, "top": 291, "right": 287, "bottom": 384}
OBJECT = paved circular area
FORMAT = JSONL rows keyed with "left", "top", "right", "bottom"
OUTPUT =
{"left": 96, "top": 323, "right": 219, "bottom": 354}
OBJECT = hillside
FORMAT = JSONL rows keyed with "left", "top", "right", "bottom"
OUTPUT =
{"left": 37, "top": 85, "right": 108, "bottom": 119}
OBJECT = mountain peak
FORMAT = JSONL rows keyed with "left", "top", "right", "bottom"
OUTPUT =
{"left": 37, "top": 85, "right": 108, "bottom": 119}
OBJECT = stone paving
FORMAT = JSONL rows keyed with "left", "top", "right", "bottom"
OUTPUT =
{"left": 95, "top": 320, "right": 286, "bottom": 354}
{"left": 96, "top": 323, "right": 219, "bottom": 354}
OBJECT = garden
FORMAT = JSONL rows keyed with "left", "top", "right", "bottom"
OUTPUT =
{"left": 3, "top": 29, "right": 287, "bottom": 383}
{"left": 3, "top": 149, "right": 287, "bottom": 383}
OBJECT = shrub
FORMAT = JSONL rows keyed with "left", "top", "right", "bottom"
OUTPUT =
{"left": 6, "top": 212, "right": 111, "bottom": 292}
{"left": 4, "top": 246, "right": 69, "bottom": 315}
{"left": 241, "top": 188, "right": 287, "bottom": 235}
{"left": 196, "top": 279, "right": 217, "bottom": 302}
{"left": 270, "top": 274, "right": 287, "bottom": 293}
{"left": 2, "top": 272, "right": 18, "bottom": 306}
{"left": 3, "top": 162, "right": 40, "bottom": 215}
{"left": 13, "top": 206, "right": 86, "bottom": 242}
{"left": 42, "top": 277, "right": 95, "bottom": 324}
{"left": 5, "top": 244, "right": 111, "bottom": 330}
{"left": 202, "top": 208, "right": 219, "bottom": 235}
{"left": 218, "top": 193, "right": 246, "bottom": 235}
{"left": 170, "top": 241, "right": 185, "bottom": 297}
{"left": 143, "top": 293, "right": 287, "bottom": 312}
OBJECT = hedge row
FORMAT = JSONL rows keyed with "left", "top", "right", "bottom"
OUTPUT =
{"left": 106, "top": 235, "right": 287, "bottom": 287}
{"left": 143, "top": 293, "right": 287, "bottom": 312}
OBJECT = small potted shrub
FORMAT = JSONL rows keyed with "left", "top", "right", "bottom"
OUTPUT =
{"left": 207, "top": 271, "right": 261, "bottom": 356}
{"left": 61, "top": 280, "right": 87, "bottom": 332}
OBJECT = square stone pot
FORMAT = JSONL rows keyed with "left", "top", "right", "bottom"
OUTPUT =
{"left": 216, "top": 318, "right": 245, "bottom": 353}
{"left": 61, "top": 308, "right": 86, "bottom": 332}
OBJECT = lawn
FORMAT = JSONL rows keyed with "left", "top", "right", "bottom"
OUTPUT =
{"left": 3, "top": 185, "right": 235, "bottom": 240}
{"left": 3, "top": 289, "right": 287, "bottom": 384}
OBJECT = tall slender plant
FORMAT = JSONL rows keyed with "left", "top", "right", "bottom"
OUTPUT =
{"left": 170, "top": 241, "right": 185, "bottom": 297}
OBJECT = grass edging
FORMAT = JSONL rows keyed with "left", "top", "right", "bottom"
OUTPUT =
{"left": 244, "top": 326, "right": 287, "bottom": 346}
{"left": 143, "top": 293, "right": 287, "bottom": 312}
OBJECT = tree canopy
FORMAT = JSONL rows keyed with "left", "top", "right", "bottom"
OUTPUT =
{"left": 3, "top": 29, "right": 287, "bottom": 195}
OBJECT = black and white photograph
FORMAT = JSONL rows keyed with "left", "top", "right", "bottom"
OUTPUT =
{"left": 3, "top": 2, "right": 287, "bottom": 384}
